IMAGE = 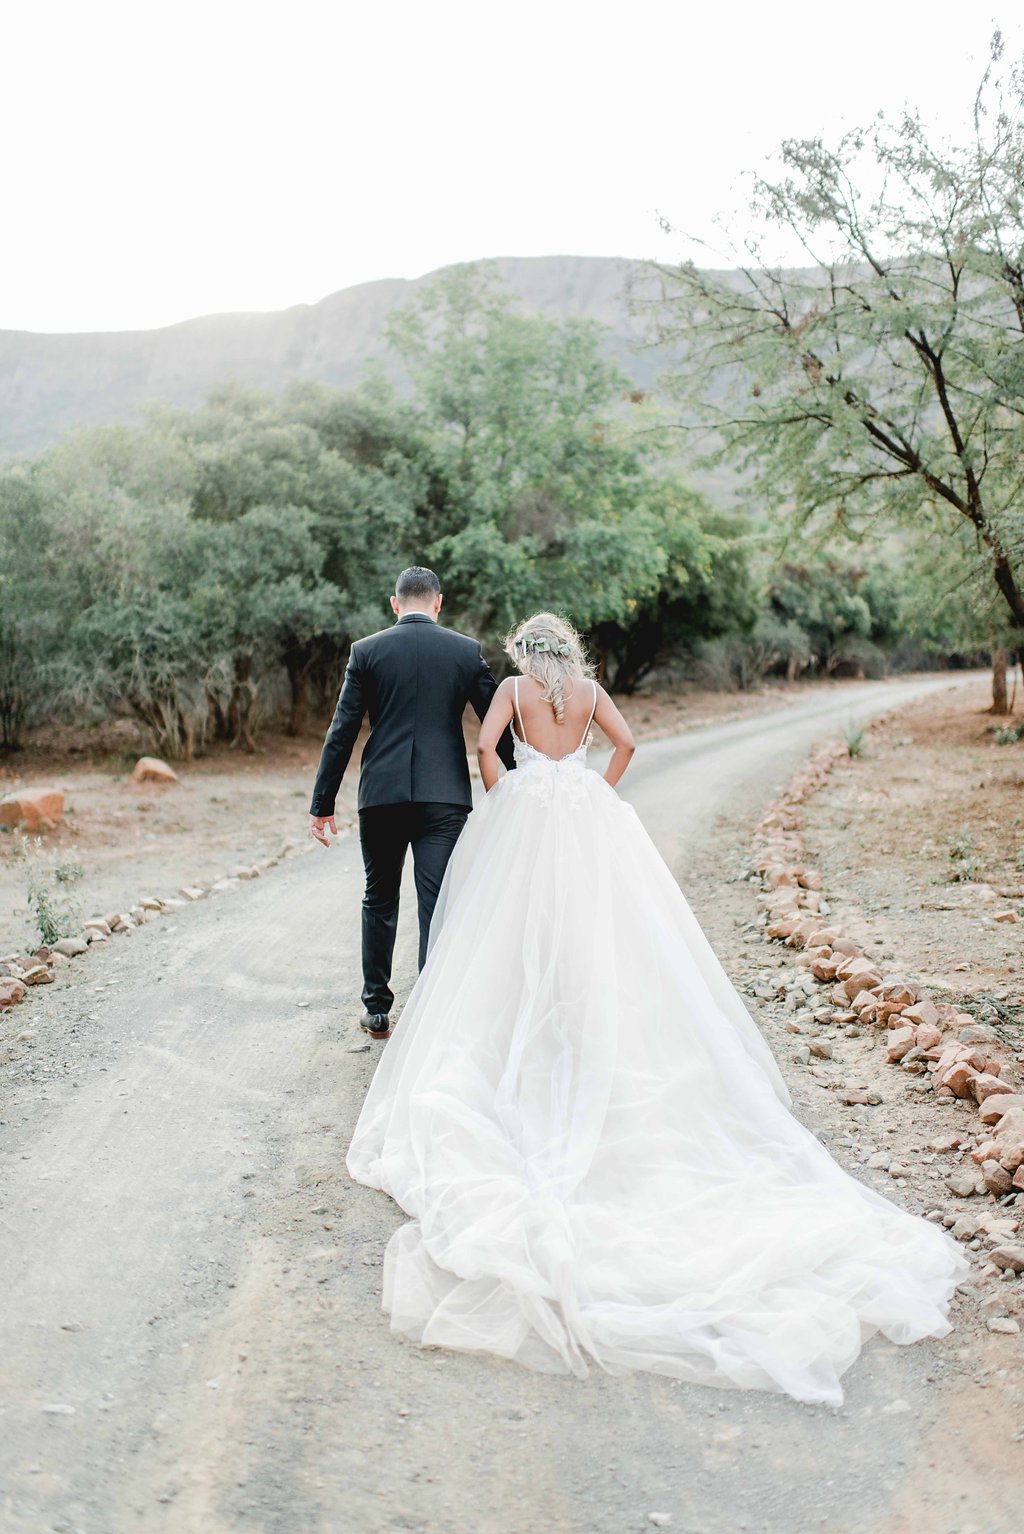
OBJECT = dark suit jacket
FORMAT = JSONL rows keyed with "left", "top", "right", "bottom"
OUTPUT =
{"left": 309, "top": 613, "right": 516, "bottom": 815}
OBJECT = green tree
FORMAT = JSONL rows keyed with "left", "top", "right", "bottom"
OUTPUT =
{"left": 384, "top": 262, "right": 706, "bottom": 647}
{"left": 765, "top": 559, "right": 874, "bottom": 675}
{"left": 590, "top": 503, "right": 756, "bottom": 690}
{"left": 160, "top": 384, "right": 419, "bottom": 736}
{"left": 0, "top": 467, "right": 66, "bottom": 748}
{"left": 647, "top": 36, "right": 1024, "bottom": 709}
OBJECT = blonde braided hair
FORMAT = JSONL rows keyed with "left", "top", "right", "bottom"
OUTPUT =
{"left": 504, "top": 612, "right": 594, "bottom": 724}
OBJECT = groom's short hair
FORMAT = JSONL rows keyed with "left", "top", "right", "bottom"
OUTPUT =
{"left": 396, "top": 566, "right": 441, "bottom": 600}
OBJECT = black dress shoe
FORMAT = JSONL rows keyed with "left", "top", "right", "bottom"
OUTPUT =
{"left": 360, "top": 1012, "right": 391, "bottom": 1039}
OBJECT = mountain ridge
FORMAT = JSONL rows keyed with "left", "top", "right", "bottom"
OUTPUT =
{"left": 0, "top": 255, "right": 654, "bottom": 456}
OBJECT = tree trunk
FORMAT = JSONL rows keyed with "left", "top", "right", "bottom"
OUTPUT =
{"left": 207, "top": 688, "right": 229, "bottom": 741}
{"left": 229, "top": 654, "right": 257, "bottom": 752}
{"left": 285, "top": 645, "right": 316, "bottom": 737}
{"left": 287, "top": 671, "right": 307, "bottom": 736}
{"left": 176, "top": 706, "right": 195, "bottom": 762}
{"left": 991, "top": 649, "right": 1010, "bottom": 715}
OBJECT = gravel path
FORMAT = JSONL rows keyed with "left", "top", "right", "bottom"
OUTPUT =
{"left": 1, "top": 673, "right": 1012, "bottom": 1534}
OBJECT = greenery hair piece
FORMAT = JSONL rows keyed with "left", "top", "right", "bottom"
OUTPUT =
{"left": 504, "top": 612, "right": 594, "bottom": 723}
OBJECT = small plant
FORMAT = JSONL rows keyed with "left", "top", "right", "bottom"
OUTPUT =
{"left": 843, "top": 720, "right": 865, "bottom": 758}
{"left": 993, "top": 720, "right": 1024, "bottom": 745}
{"left": 948, "top": 828, "right": 981, "bottom": 883}
{"left": 25, "top": 854, "right": 84, "bottom": 947}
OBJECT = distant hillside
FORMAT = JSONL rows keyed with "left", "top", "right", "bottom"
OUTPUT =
{"left": 0, "top": 255, "right": 668, "bottom": 457}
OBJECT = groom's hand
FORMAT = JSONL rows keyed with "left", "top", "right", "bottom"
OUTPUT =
{"left": 309, "top": 814, "right": 338, "bottom": 847}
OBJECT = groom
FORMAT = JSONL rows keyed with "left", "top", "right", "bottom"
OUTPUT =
{"left": 309, "top": 566, "right": 515, "bottom": 1039}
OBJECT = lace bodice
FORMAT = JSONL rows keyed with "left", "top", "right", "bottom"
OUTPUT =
{"left": 511, "top": 678, "right": 597, "bottom": 772}
{"left": 512, "top": 735, "right": 589, "bottom": 770}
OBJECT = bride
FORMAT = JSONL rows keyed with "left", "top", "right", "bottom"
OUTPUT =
{"left": 346, "top": 612, "right": 967, "bottom": 1405}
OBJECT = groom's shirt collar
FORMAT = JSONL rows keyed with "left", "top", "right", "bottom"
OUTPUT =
{"left": 396, "top": 612, "right": 435, "bottom": 624}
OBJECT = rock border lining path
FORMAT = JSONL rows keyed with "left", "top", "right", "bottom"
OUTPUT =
{"left": 0, "top": 820, "right": 355, "bottom": 1017}
{"left": 749, "top": 714, "right": 1024, "bottom": 1308}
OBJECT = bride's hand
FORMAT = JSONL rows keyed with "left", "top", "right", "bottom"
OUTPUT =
{"left": 593, "top": 686, "right": 636, "bottom": 787}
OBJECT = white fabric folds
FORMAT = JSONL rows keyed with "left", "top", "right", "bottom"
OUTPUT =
{"left": 346, "top": 735, "right": 968, "bottom": 1405}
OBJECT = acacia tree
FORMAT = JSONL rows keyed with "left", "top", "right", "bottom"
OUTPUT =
{"left": 645, "top": 35, "right": 1024, "bottom": 710}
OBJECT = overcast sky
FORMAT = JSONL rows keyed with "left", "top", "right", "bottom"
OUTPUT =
{"left": 1, "top": 2, "right": 1019, "bottom": 333}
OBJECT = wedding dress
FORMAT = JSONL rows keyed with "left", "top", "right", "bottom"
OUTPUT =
{"left": 346, "top": 681, "right": 967, "bottom": 1405}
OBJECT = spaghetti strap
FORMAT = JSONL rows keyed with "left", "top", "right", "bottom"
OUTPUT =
{"left": 578, "top": 679, "right": 598, "bottom": 750}
{"left": 512, "top": 676, "right": 527, "bottom": 746}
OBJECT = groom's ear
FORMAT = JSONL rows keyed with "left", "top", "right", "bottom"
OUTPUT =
{"left": 390, "top": 595, "right": 400, "bottom": 616}
{"left": 435, "top": 592, "right": 443, "bottom": 613}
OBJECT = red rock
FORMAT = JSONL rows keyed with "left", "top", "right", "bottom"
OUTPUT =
{"left": 943, "top": 1062, "right": 979, "bottom": 1099}
{"left": 838, "top": 955, "right": 881, "bottom": 982}
{"left": 870, "top": 987, "right": 919, "bottom": 1024}
{"left": 926, "top": 1133, "right": 963, "bottom": 1153}
{"left": 850, "top": 989, "right": 879, "bottom": 1018}
{"left": 843, "top": 1089, "right": 871, "bottom": 1105}
{"left": 21, "top": 965, "right": 54, "bottom": 986}
{"left": 0, "top": 787, "right": 64, "bottom": 833}
{"left": 993, "top": 1119, "right": 1024, "bottom": 1163}
{"left": 989, "top": 1245, "right": 1024, "bottom": 1272}
{"left": 997, "top": 1142, "right": 1024, "bottom": 1174}
{"left": 831, "top": 938, "right": 860, "bottom": 957}
{"left": 915, "top": 1022, "right": 942, "bottom": 1051}
{"left": 878, "top": 980, "right": 918, "bottom": 1008}
{"left": 886, "top": 1026, "right": 916, "bottom": 1064}
{"left": 994, "top": 910, "right": 1019, "bottom": 924}
{"left": 982, "top": 1160, "right": 1014, "bottom": 1195}
{"left": 1014, "top": 1166, "right": 1024, "bottom": 1192}
{"left": 945, "top": 1173, "right": 981, "bottom": 1198}
{"left": 970, "top": 1074, "right": 1014, "bottom": 1105}
{"left": 0, "top": 978, "right": 27, "bottom": 1008}
{"left": 811, "top": 957, "right": 840, "bottom": 982}
{"left": 766, "top": 918, "right": 797, "bottom": 939}
{"left": 979, "top": 1096, "right": 1024, "bottom": 1127}
{"left": 767, "top": 885, "right": 802, "bottom": 905}
{"left": 131, "top": 756, "right": 179, "bottom": 784}
{"left": 932, "top": 1047, "right": 972, "bottom": 1082}
{"left": 797, "top": 869, "right": 823, "bottom": 889}
{"left": 903, "top": 999, "right": 940, "bottom": 1029}
{"left": 53, "top": 937, "right": 88, "bottom": 958}
{"left": 971, "top": 1139, "right": 1002, "bottom": 1163}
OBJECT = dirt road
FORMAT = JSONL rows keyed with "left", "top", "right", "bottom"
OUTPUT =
{"left": 1, "top": 674, "right": 1013, "bottom": 1534}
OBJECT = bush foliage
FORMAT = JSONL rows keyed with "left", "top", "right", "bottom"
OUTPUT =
{"left": 0, "top": 266, "right": 980, "bottom": 755}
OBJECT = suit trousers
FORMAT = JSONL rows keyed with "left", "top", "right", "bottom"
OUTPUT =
{"left": 358, "top": 801, "right": 469, "bottom": 1016}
